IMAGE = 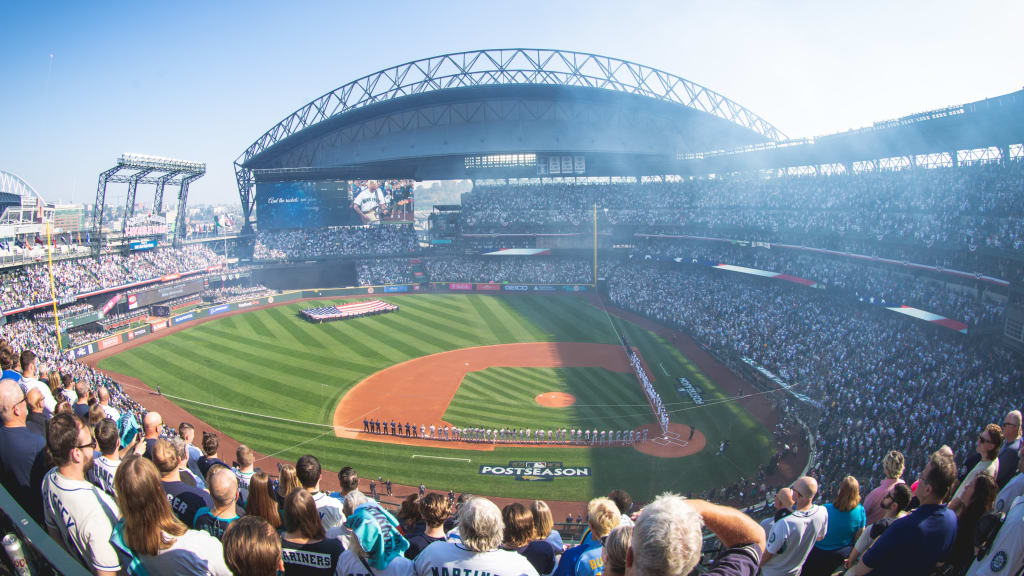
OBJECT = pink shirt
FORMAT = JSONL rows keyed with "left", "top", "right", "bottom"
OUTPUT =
{"left": 863, "top": 478, "right": 904, "bottom": 525}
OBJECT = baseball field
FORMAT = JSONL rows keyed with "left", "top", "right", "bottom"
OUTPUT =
{"left": 96, "top": 293, "right": 773, "bottom": 502}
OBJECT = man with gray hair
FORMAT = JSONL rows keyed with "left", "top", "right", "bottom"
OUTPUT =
{"left": 414, "top": 496, "right": 538, "bottom": 575}
{"left": 0, "top": 378, "right": 48, "bottom": 524}
{"left": 625, "top": 495, "right": 766, "bottom": 576}
{"left": 997, "top": 410, "right": 1022, "bottom": 488}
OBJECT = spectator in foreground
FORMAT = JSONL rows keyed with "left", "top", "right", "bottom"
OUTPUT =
{"left": 173, "top": 437, "right": 205, "bottom": 489}
{"left": 414, "top": 497, "right": 538, "bottom": 575}
{"left": 246, "top": 471, "right": 283, "bottom": 530}
{"left": 803, "top": 475, "right": 866, "bottom": 576}
{"left": 863, "top": 451, "right": 904, "bottom": 525}
{"left": 232, "top": 444, "right": 254, "bottom": 506}
{"left": 41, "top": 412, "right": 121, "bottom": 575}
{"left": 761, "top": 476, "right": 827, "bottom": 576}
{"left": 554, "top": 496, "right": 620, "bottom": 576}
{"left": 141, "top": 411, "right": 162, "bottom": 458}
{"left": 760, "top": 487, "right": 795, "bottom": 537}
{"left": 501, "top": 502, "right": 556, "bottom": 575}
{"left": 0, "top": 378, "right": 48, "bottom": 524}
{"left": 152, "top": 438, "right": 213, "bottom": 528}
{"left": 625, "top": 495, "right": 766, "bottom": 576}
{"left": 997, "top": 410, "right": 1022, "bottom": 489}
{"left": 405, "top": 492, "right": 450, "bottom": 560}
{"left": 609, "top": 489, "right": 635, "bottom": 527}
{"left": 25, "top": 387, "right": 48, "bottom": 436}
{"left": 110, "top": 455, "right": 230, "bottom": 575}
{"left": 855, "top": 448, "right": 958, "bottom": 575}
{"left": 966, "top": 491, "right": 1024, "bottom": 576}
{"left": 296, "top": 453, "right": 345, "bottom": 531}
{"left": 337, "top": 502, "right": 413, "bottom": 575}
{"left": 843, "top": 483, "right": 913, "bottom": 575}
{"left": 994, "top": 438, "right": 1024, "bottom": 513}
{"left": 530, "top": 500, "right": 564, "bottom": 561}
{"left": 952, "top": 424, "right": 1002, "bottom": 506}
{"left": 947, "top": 474, "right": 997, "bottom": 574}
{"left": 603, "top": 524, "right": 633, "bottom": 576}
{"left": 88, "top": 418, "right": 123, "bottom": 498}
{"left": 197, "top": 431, "right": 230, "bottom": 478}
{"left": 221, "top": 515, "right": 284, "bottom": 576}
{"left": 194, "top": 466, "right": 241, "bottom": 540}
{"left": 281, "top": 488, "right": 345, "bottom": 576}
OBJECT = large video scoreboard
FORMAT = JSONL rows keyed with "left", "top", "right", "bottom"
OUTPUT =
{"left": 255, "top": 179, "right": 414, "bottom": 231}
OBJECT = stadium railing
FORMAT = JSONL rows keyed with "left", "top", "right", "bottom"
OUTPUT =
{"left": 0, "top": 483, "right": 90, "bottom": 575}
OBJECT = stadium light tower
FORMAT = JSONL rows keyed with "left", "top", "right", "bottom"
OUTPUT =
{"left": 92, "top": 154, "right": 206, "bottom": 252}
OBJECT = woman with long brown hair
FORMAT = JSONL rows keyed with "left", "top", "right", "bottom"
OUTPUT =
{"left": 246, "top": 471, "right": 282, "bottom": 530}
{"left": 948, "top": 474, "right": 998, "bottom": 575}
{"left": 275, "top": 463, "right": 301, "bottom": 522}
{"left": 280, "top": 488, "right": 344, "bottom": 575}
{"left": 501, "top": 502, "right": 556, "bottom": 575}
{"left": 801, "top": 475, "right": 866, "bottom": 576}
{"left": 110, "top": 455, "right": 231, "bottom": 575}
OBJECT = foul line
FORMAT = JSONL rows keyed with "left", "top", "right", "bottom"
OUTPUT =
{"left": 412, "top": 454, "right": 471, "bottom": 463}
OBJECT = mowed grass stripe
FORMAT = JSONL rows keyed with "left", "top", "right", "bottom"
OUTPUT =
{"left": 480, "top": 297, "right": 536, "bottom": 343}
{"left": 340, "top": 316, "right": 430, "bottom": 360}
{"left": 412, "top": 298, "right": 496, "bottom": 339}
{"left": 120, "top": 345, "right": 284, "bottom": 414}
{"left": 152, "top": 338, "right": 322, "bottom": 413}
{"left": 240, "top": 312, "right": 274, "bottom": 339}
{"left": 377, "top": 313, "right": 466, "bottom": 354}
{"left": 201, "top": 323, "right": 378, "bottom": 374}
{"left": 391, "top": 305, "right": 483, "bottom": 344}
{"left": 317, "top": 320, "right": 387, "bottom": 363}
{"left": 399, "top": 297, "right": 483, "bottom": 331}
{"left": 264, "top": 307, "right": 328, "bottom": 350}
{"left": 176, "top": 330, "right": 366, "bottom": 383}
{"left": 465, "top": 295, "right": 514, "bottom": 343}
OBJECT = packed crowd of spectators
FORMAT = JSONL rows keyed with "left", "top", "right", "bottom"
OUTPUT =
{"left": 463, "top": 161, "right": 1024, "bottom": 277}
{"left": 0, "top": 245, "right": 224, "bottom": 312}
{"left": 202, "top": 283, "right": 273, "bottom": 303}
{"left": 607, "top": 261, "right": 1024, "bottom": 495}
{"left": 633, "top": 239, "right": 1007, "bottom": 326}
{"left": 357, "top": 259, "right": 415, "bottom": 286}
{"left": 253, "top": 224, "right": 418, "bottom": 260}
{"left": 426, "top": 256, "right": 592, "bottom": 284}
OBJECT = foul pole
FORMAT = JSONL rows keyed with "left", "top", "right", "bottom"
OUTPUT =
{"left": 593, "top": 203, "right": 598, "bottom": 287}
{"left": 45, "top": 223, "right": 62, "bottom": 350}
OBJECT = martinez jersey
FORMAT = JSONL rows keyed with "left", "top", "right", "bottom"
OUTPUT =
{"left": 281, "top": 537, "right": 344, "bottom": 576}
{"left": 88, "top": 455, "right": 121, "bottom": 498}
{"left": 42, "top": 468, "right": 122, "bottom": 574}
{"left": 414, "top": 541, "right": 539, "bottom": 576}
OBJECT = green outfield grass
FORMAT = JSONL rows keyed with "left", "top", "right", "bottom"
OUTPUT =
{"left": 98, "top": 294, "right": 773, "bottom": 501}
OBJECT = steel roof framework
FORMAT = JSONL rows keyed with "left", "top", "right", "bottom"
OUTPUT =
{"left": 234, "top": 48, "right": 787, "bottom": 231}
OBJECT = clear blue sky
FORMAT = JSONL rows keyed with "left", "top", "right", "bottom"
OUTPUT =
{"left": 2, "top": 0, "right": 1021, "bottom": 206}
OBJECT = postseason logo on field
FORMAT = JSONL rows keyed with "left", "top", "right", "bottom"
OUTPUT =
{"left": 478, "top": 461, "right": 591, "bottom": 482}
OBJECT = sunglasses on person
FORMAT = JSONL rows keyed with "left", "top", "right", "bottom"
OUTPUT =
{"left": 978, "top": 434, "right": 994, "bottom": 445}
{"left": 77, "top": 436, "right": 97, "bottom": 450}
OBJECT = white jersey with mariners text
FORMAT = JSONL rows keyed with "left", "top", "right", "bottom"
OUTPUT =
{"left": 42, "top": 468, "right": 122, "bottom": 573}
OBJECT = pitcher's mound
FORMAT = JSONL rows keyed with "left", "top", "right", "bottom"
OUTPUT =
{"left": 535, "top": 392, "right": 576, "bottom": 407}
{"left": 633, "top": 422, "right": 706, "bottom": 458}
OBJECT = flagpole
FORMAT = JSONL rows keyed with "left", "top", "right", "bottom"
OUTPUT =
{"left": 45, "top": 223, "right": 63, "bottom": 350}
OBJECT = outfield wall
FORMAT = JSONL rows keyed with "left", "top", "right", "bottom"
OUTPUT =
{"left": 67, "top": 283, "right": 592, "bottom": 359}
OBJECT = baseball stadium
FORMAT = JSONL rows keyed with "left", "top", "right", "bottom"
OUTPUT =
{"left": 2, "top": 35, "right": 1024, "bottom": 576}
